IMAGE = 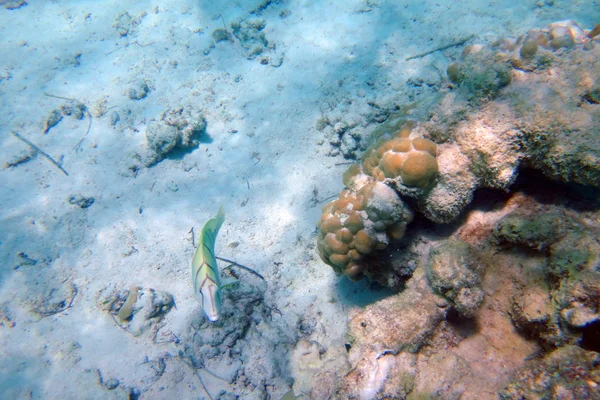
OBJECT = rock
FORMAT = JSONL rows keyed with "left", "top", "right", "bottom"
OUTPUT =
{"left": 1, "top": 0, "right": 27, "bottom": 10}
{"left": 427, "top": 239, "right": 485, "bottom": 317}
{"left": 110, "top": 111, "right": 120, "bottom": 127}
{"left": 104, "top": 378, "right": 120, "bottom": 390}
{"left": 556, "top": 270, "right": 600, "bottom": 331}
{"left": 290, "top": 339, "right": 349, "bottom": 398}
{"left": 212, "top": 28, "right": 231, "bottom": 43}
{"left": 449, "top": 46, "right": 512, "bottom": 103}
{"left": 494, "top": 212, "right": 564, "bottom": 251}
{"left": 500, "top": 345, "right": 600, "bottom": 399}
{"left": 549, "top": 230, "right": 596, "bottom": 277}
{"left": 44, "top": 109, "right": 63, "bottom": 134}
{"left": 61, "top": 101, "right": 86, "bottom": 120}
{"left": 128, "top": 79, "right": 149, "bottom": 100}
{"left": 510, "top": 286, "right": 563, "bottom": 349}
{"left": 68, "top": 194, "right": 95, "bottom": 209}
{"left": 183, "top": 276, "right": 297, "bottom": 399}
{"left": 229, "top": 17, "right": 284, "bottom": 66}
{"left": 143, "top": 105, "right": 207, "bottom": 167}
{"left": 99, "top": 287, "right": 174, "bottom": 337}
{"left": 340, "top": 272, "right": 446, "bottom": 398}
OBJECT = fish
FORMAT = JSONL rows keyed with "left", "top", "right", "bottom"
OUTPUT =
{"left": 192, "top": 207, "right": 225, "bottom": 322}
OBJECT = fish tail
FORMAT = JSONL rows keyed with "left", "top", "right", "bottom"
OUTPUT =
{"left": 215, "top": 206, "right": 225, "bottom": 230}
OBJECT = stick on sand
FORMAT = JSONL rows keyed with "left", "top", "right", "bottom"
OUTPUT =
{"left": 10, "top": 130, "right": 69, "bottom": 176}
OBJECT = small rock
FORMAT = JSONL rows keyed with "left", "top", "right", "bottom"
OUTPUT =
{"left": 128, "top": 79, "right": 149, "bottom": 100}
{"left": 110, "top": 111, "right": 120, "bottom": 127}
{"left": 212, "top": 28, "right": 230, "bottom": 42}
{"left": 44, "top": 109, "right": 63, "bottom": 134}
{"left": 1, "top": 0, "right": 27, "bottom": 10}
{"left": 427, "top": 239, "right": 485, "bottom": 317}
{"left": 68, "top": 195, "right": 95, "bottom": 209}
{"left": 61, "top": 101, "right": 86, "bottom": 120}
{"left": 104, "top": 378, "right": 120, "bottom": 390}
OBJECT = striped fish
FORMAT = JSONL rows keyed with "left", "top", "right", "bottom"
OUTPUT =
{"left": 192, "top": 207, "right": 225, "bottom": 322}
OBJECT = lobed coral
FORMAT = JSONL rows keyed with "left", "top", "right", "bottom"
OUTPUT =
{"left": 318, "top": 119, "right": 447, "bottom": 280}
{"left": 358, "top": 121, "right": 439, "bottom": 190}
{"left": 317, "top": 181, "right": 413, "bottom": 280}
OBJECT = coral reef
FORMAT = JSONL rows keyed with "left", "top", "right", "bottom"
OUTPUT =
{"left": 500, "top": 345, "right": 600, "bottom": 399}
{"left": 308, "top": 188, "right": 599, "bottom": 398}
{"left": 142, "top": 105, "right": 206, "bottom": 167}
{"left": 310, "top": 19, "right": 600, "bottom": 400}
{"left": 318, "top": 19, "right": 600, "bottom": 282}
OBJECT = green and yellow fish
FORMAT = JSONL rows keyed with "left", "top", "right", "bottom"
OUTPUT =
{"left": 192, "top": 207, "right": 225, "bottom": 322}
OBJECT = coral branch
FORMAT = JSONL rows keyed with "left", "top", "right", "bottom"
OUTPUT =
{"left": 216, "top": 256, "right": 265, "bottom": 281}
{"left": 10, "top": 131, "right": 69, "bottom": 176}
{"left": 405, "top": 34, "right": 475, "bottom": 61}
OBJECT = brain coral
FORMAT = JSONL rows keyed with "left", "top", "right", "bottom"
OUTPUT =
{"left": 317, "top": 181, "right": 413, "bottom": 280}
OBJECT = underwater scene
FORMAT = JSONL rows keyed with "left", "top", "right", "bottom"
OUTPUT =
{"left": 1, "top": 0, "right": 599, "bottom": 399}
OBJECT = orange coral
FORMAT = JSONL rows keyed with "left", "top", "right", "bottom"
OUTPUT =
{"left": 324, "top": 233, "right": 349, "bottom": 255}
{"left": 390, "top": 138, "right": 412, "bottom": 152}
{"left": 329, "top": 253, "right": 350, "bottom": 268}
{"left": 354, "top": 230, "right": 375, "bottom": 254}
{"left": 318, "top": 122, "right": 429, "bottom": 279}
{"left": 400, "top": 152, "right": 439, "bottom": 188}
{"left": 381, "top": 152, "right": 406, "bottom": 178}
{"left": 358, "top": 121, "right": 439, "bottom": 189}
{"left": 411, "top": 137, "right": 437, "bottom": 156}
{"left": 320, "top": 214, "right": 341, "bottom": 233}
{"left": 336, "top": 228, "right": 354, "bottom": 244}
{"left": 344, "top": 211, "right": 363, "bottom": 233}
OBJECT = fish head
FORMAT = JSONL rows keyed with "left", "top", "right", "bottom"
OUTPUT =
{"left": 200, "top": 280, "right": 222, "bottom": 322}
